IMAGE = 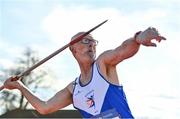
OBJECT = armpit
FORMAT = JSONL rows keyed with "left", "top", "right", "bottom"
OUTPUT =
{"left": 66, "top": 82, "right": 75, "bottom": 94}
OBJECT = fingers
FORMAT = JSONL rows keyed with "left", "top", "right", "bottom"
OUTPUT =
{"left": 160, "top": 36, "right": 166, "bottom": 40}
{"left": 10, "top": 76, "right": 19, "bottom": 81}
{"left": 148, "top": 36, "right": 166, "bottom": 47}
{"left": 4, "top": 76, "right": 19, "bottom": 90}
{"left": 155, "top": 36, "right": 162, "bottom": 42}
{"left": 4, "top": 76, "right": 18, "bottom": 86}
{"left": 149, "top": 27, "right": 166, "bottom": 43}
{"left": 157, "top": 36, "right": 166, "bottom": 42}
{"left": 4, "top": 77, "right": 13, "bottom": 85}
{"left": 145, "top": 42, "right": 157, "bottom": 47}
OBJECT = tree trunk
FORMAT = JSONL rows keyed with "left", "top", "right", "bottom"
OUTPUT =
{"left": 19, "top": 94, "right": 24, "bottom": 109}
{"left": 23, "top": 101, "right": 29, "bottom": 109}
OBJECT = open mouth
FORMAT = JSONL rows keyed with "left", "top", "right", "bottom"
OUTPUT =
{"left": 88, "top": 50, "right": 93, "bottom": 52}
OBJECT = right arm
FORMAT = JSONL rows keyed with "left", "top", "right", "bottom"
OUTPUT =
{"left": 3, "top": 77, "right": 73, "bottom": 115}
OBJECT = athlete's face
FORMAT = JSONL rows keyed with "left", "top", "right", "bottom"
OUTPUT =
{"left": 70, "top": 34, "right": 97, "bottom": 62}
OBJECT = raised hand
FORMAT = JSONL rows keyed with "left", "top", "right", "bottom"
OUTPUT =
{"left": 136, "top": 27, "right": 166, "bottom": 47}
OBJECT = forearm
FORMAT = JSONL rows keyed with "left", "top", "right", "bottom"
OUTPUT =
{"left": 18, "top": 84, "right": 48, "bottom": 114}
{"left": 116, "top": 37, "right": 140, "bottom": 60}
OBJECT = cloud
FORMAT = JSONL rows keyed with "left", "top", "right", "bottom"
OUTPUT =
{"left": 0, "top": 37, "right": 25, "bottom": 68}
{"left": 42, "top": 5, "right": 140, "bottom": 56}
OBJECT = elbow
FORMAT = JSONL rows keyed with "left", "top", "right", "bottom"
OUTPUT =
{"left": 37, "top": 107, "right": 51, "bottom": 115}
{"left": 38, "top": 109, "right": 49, "bottom": 115}
{"left": 36, "top": 102, "right": 51, "bottom": 115}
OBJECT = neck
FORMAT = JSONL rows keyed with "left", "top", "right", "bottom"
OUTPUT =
{"left": 78, "top": 61, "right": 94, "bottom": 85}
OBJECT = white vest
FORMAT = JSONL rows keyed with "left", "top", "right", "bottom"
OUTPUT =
{"left": 73, "top": 62, "right": 109, "bottom": 116}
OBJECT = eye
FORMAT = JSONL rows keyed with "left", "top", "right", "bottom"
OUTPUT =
{"left": 82, "top": 39, "right": 89, "bottom": 44}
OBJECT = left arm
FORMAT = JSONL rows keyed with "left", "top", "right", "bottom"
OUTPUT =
{"left": 98, "top": 27, "right": 166, "bottom": 66}
{"left": 98, "top": 36, "right": 140, "bottom": 66}
{"left": 97, "top": 27, "right": 166, "bottom": 85}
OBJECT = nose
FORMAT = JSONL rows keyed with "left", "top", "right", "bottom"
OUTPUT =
{"left": 88, "top": 41, "right": 94, "bottom": 47}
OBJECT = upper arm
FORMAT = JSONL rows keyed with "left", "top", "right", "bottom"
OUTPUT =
{"left": 44, "top": 82, "right": 73, "bottom": 114}
{"left": 98, "top": 37, "right": 140, "bottom": 66}
{"left": 97, "top": 50, "right": 122, "bottom": 66}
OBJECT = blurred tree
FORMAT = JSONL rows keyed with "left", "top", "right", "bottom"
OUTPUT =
{"left": 0, "top": 47, "right": 54, "bottom": 115}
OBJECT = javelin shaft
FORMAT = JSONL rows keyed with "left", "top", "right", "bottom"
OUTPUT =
{"left": 19, "top": 19, "right": 108, "bottom": 78}
{"left": 18, "top": 43, "right": 70, "bottom": 78}
{"left": 0, "top": 20, "right": 108, "bottom": 91}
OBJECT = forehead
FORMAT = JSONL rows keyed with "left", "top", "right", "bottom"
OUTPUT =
{"left": 71, "top": 32, "right": 94, "bottom": 41}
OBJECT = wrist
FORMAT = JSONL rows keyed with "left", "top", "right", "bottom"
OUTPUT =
{"left": 134, "top": 31, "right": 142, "bottom": 45}
{"left": 16, "top": 82, "right": 25, "bottom": 91}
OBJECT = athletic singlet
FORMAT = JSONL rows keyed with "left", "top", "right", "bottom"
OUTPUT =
{"left": 73, "top": 62, "right": 134, "bottom": 118}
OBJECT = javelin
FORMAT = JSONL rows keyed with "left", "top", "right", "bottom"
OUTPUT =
{"left": 0, "top": 20, "right": 108, "bottom": 91}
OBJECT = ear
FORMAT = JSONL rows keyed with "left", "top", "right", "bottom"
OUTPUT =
{"left": 69, "top": 46, "right": 73, "bottom": 51}
{"left": 69, "top": 46, "right": 76, "bottom": 54}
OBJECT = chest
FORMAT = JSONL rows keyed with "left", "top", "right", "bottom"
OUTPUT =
{"left": 73, "top": 76, "right": 109, "bottom": 115}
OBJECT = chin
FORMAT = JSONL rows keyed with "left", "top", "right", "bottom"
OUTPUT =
{"left": 91, "top": 55, "right": 96, "bottom": 61}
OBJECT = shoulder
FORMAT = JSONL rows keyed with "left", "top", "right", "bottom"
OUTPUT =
{"left": 97, "top": 50, "right": 114, "bottom": 63}
{"left": 96, "top": 49, "right": 116, "bottom": 69}
{"left": 96, "top": 52, "right": 120, "bottom": 86}
{"left": 97, "top": 49, "right": 122, "bottom": 66}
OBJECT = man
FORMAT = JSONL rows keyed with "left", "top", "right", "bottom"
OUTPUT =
{"left": 3, "top": 27, "right": 166, "bottom": 118}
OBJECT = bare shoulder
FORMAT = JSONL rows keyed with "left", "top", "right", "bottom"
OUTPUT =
{"left": 97, "top": 49, "right": 117, "bottom": 69}
{"left": 96, "top": 51, "right": 120, "bottom": 85}
{"left": 97, "top": 50, "right": 114, "bottom": 63}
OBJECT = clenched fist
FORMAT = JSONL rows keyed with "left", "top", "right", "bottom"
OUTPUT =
{"left": 3, "top": 76, "right": 22, "bottom": 90}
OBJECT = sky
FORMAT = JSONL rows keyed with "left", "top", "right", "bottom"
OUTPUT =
{"left": 0, "top": 0, "right": 180, "bottom": 118}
